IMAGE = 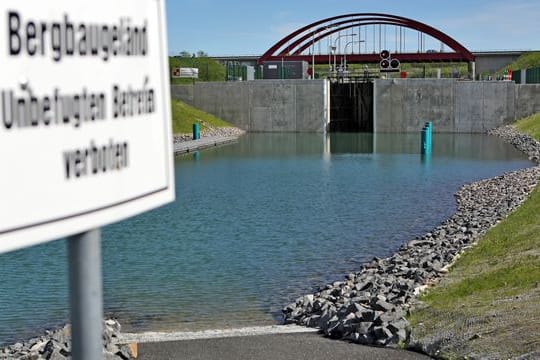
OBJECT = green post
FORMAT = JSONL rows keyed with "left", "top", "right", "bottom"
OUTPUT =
{"left": 421, "top": 122, "right": 432, "bottom": 155}
{"left": 192, "top": 123, "right": 200, "bottom": 140}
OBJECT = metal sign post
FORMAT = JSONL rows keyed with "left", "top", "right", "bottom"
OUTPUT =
{"left": 0, "top": 1, "right": 174, "bottom": 357}
{"left": 68, "top": 229, "right": 103, "bottom": 360}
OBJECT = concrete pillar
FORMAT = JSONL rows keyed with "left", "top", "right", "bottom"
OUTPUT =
{"left": 469, "top": 61, "right": 476, "bottom": 80}
{"left": 323, "top": 79, "right": 331, "bottom": 133}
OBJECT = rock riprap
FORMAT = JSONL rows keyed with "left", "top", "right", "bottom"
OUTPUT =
{"left": 0, "top": 319, "right": 135, "bottom": 360}
{"left": 283, "top": 125, "right": 540, "bottom": 347}
{"left": 489, "top": 125, "right": 540, "bottom": 164}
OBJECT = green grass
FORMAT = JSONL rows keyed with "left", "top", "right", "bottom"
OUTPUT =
{"left": 418, "top": 185, "right": 540, "bottom": 306}
{"left": 408, "top": 114, "right": 540, "bottom": 357}
{"left": 168, "top": 56, "right": 226, "bottom": 84}
{"left": 409, "top": 186, "right": 540, "bottom": 358}
{"left": 171, "top": 98, "right": 232, "bottom": 134}
{"left": 515, "top": 113, "right": 540, "bottom": 141}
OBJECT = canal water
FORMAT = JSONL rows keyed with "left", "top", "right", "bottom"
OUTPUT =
{"left": 0, "top": 133, "right": 533, "bottom": 345}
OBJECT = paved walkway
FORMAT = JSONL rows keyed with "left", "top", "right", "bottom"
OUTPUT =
{"left": 119, "top": 326, "right": 430, "bottom": 360}
{"left": 136, "top": 332, "right": 430, "bottom": 360}
{"left": 174, "top": 136, "right": 239, "bottom": 155}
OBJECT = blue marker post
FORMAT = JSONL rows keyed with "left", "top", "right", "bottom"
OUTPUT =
{"left": 421, "top": 121, "right": 432, "bottom": 155}
{"left": 427, "top": 122, "right": 432, "bottom": 151}
{"left": 192, "top": 123, "right": 200, "bottom": 140}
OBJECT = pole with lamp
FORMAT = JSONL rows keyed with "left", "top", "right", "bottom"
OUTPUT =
{"left": 318, "top": 25, "right": 336, "bottom": 77}
{"left": 314, "top": 25, "right": 335, "bottom": 79}
{"left": 329, "top": 45, "right": 336, "bottom": 75}
{"left": 343, "top": 39, "right": 365, "bottom": 75}
{"left": 333, "top": 33, "right": 356, "bottom": 76}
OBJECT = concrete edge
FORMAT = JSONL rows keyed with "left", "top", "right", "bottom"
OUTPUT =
{"left": 173, "top": 136, "right": 239, "bottom": 155}
{"left": 114, "top": 325, "right": 318, "bottom": 344}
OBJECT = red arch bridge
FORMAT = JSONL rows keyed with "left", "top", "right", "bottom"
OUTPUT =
{"left": 257, "top": 13, "right": 476, "bottom": 77}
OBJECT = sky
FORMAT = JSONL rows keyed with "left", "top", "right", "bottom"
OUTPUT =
{"left": 165, "top": 0, "right": 539, "bottom": 56}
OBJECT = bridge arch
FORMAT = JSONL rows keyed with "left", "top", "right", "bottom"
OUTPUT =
{"left": 258, "top": 13, "right": 475, "bottom": 65}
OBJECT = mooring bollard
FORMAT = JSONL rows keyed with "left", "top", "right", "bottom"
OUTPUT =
{"left": 192, "top": 123, "right": 200, "bottom": 140}
{"left": 426, "top": 121, "right": 432, "bottom": 150}
{"left": 421, "top": 127, "right": 427, "bottom": 154}
{"left": 421, "top": 121, "right": 432, "bottom": 155}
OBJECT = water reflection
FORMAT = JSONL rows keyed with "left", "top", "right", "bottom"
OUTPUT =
{"left": 329, "top": 133, "right": 374, "bottom": 154}
{"left": 421, "top": 153, "right": 432, "bottom": 166}
{"left": 192, "top": 132, "right": 528, "bottom": 161}
{"left": 326, "top": 132, "right": 526, "bottom": 160}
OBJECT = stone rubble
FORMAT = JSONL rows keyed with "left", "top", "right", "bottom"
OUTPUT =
{"left": 0, "top": 319, "right": 136, "bottom": 360}
{"left": 488, "top": 125, "right": 540, "bottom": 163}
{"left": 173, "top": 125, "right": 246, "bottom": 143}
{"left": 283, "top": 125, "right": 540, "bottom": 347}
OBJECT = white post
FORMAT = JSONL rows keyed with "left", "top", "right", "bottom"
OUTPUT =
{"left": 470, "top": 61, "right": 476, "bottom": 80}
{"left": 334, "top": 50, "right": 337, "bottom": 76}
{"left": 312, "top": 33, "right": 315, "bottom": 79}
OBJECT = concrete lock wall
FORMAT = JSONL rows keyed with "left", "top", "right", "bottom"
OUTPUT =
{"left": 515, "top": 84, "right": 540, "bottom": 120}
{"left": 170, "top": 84, "right": 193, "bottom": 103}
{"left": 373, "top": 79, "right": 519, "bottom": 133}
{"left": 171, "top": 80, "right": 330, "bottom": 132}
{"left": 172, "top": 79, "right": 540, "bottom": 134}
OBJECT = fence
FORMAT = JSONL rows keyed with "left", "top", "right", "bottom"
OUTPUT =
{"left": 512, "top": 67, "right": 540, "bottom": 84}
{"left": 512, "top": 70, "right": 520, "bottom": 83}
{"left": 526, "top": 67, "right": 540, "bottom": 84}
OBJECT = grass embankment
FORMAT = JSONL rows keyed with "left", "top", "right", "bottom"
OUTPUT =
{"left": 409, "top": 115, "right": 540, "bottom": 358}
{"left": 171, "top": 98, "right": 232, "bottom": 134}
{"left": 515, "top": 113, "right": 540, "bottom": 141}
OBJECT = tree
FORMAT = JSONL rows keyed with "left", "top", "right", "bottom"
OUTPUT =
{"left": 179, "top": 50, "right": 191, "bottom": 58}
{"left": 196, "top": 50, "right": 208, "bottom": 57}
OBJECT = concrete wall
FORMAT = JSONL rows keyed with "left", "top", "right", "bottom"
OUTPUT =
{"left": 170, "top": 84, "right": 193, "bottom": 103}
{"left": 171, "top": 80, "right": 329, "bottom": 132}
{"left": 374, "top": 79, "right": 539, "bottom": 133}
{"left": 515, "top": 84, "right": 540, "bottom": 120}
{"left": 172, "top": 79, "right": 540, "bottom": 134}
